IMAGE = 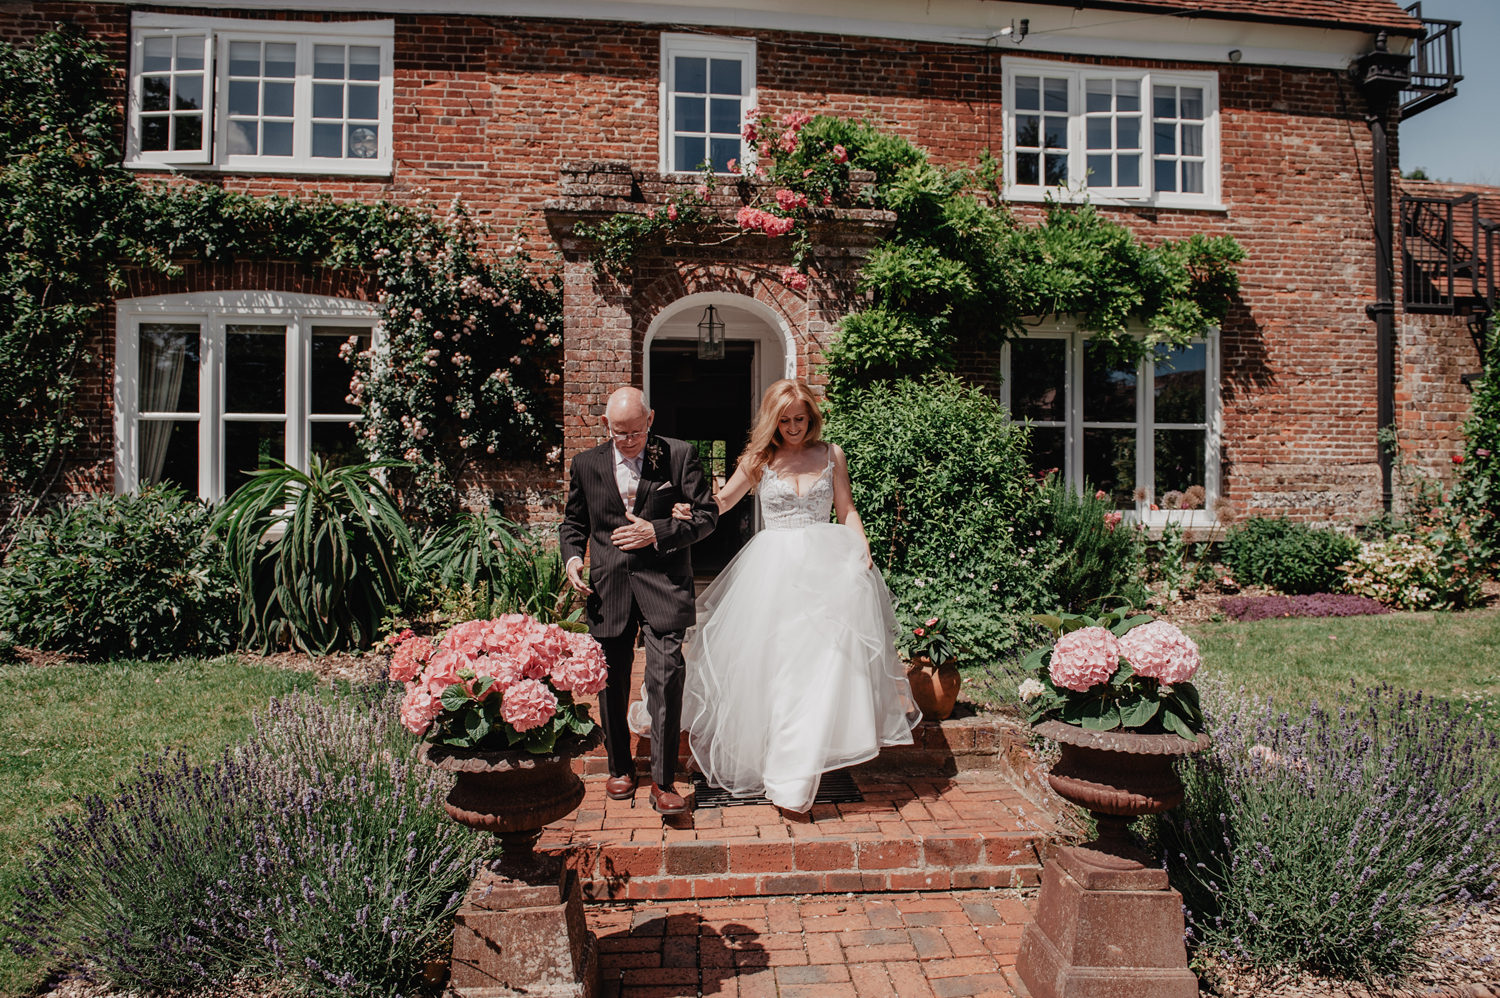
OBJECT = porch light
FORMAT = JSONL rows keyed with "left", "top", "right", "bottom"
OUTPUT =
{"left": 697, "top": 304, "right": 726, "bottom": 360}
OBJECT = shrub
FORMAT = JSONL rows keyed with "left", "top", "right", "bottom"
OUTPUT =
{"left": 1031, "top": 476, "right": 1147, "bottom": 612}
{"left": 0, "top": 485, "right": 236, "bottom": 659}
{"left": 1341, "top": 528, "right": 1486, "bottom": 610}
{"left": 1223, "top": 517, "right": 1359, "bottom": 595}
{"left": 1218, "top": 593, "right": 1390, "bottom": 622}
{"left": 4, "top": 688, "right": 487, "bottom": 997}
{"left": 215, "top": 458, "right": 416, "bottom": 653}
{"left": 1144, "top": 686, "right": 1500, "bottom": 981}
{"left": 824, "top": 374, "right": 1049, "bottom": 664}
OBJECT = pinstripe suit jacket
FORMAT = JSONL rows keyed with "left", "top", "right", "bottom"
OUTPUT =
{"left": 559, "top": 434, "right": 718, "bottom": 638}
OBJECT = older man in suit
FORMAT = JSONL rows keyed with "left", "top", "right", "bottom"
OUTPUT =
{"left": 560, "top": 387, "right": 718, "bottom": 815}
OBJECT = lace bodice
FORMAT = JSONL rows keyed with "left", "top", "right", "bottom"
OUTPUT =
{"left": 757, "top": 455, "right": 834, "bottom": 529}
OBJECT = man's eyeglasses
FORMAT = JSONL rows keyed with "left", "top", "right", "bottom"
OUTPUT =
{"left": 610, "top": 429, "right": 648, "bottom": 442}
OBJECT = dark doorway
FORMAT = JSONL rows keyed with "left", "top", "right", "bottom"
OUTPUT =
{"left": 649, "top": 339, "right": 756, "bottom": 574}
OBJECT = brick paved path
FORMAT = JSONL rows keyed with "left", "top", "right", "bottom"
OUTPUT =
{"left": 589, "top": 890, "right": 1036, "bottom": 997}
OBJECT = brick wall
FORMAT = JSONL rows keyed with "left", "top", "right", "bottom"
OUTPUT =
{"left": 2, "top": 2, "right": 1481, "bottom": 526}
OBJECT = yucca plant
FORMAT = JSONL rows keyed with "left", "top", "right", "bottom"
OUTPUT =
{"left": 500, "top": 531, "right": 582, "bottom": 624}
{"left": 214, "top": 458, "right": 415, "bottom": 653}
{"left": 416, "top": 508, "right": 521, "bottom": 618}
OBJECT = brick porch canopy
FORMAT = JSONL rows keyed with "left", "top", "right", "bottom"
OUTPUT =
{"left": 1019, "top": 0, "right": 1423, "bottom": 35}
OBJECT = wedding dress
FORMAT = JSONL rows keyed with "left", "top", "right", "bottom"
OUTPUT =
{"left": 681, "top": 452, "right": 920, "bottom": 812}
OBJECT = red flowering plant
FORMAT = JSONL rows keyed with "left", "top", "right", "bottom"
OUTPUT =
{"left": 1019, "top": 608, "right": 1205, "bottom": 740}
{"left": 385, "top": 614, "right": 608, "bottom": 754}
{"left": 899, "top": 615, "right": 957, "bottom": 665}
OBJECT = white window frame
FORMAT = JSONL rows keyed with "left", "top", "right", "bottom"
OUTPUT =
{"left": 126, "top": 13, "right": 394, "bottom": 177}
{"left": 1000, "top": 321, "right": 1222, "bottom": 527}
{"left": 114, "top": 291, "right": 381, "bottom": 501}
{"left": 1003, "top": 57, "right": 1222, "bottom": 210}
{"left": 659, "top": 32, "right": 756, "bottom": 175}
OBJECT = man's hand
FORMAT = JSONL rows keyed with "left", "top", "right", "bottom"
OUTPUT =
{"left": 565, "top": 557, "right": 593, "bottom": 596}
{"left": 611, "top": 510, "right": 657, "bottom": 551}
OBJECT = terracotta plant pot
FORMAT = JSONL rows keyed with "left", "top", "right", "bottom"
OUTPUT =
{"left": 1032, "top": 719, "right": 1211, "bottom": 855}
{"left": 906, "top": 653, "right": 962, "bottom": 721}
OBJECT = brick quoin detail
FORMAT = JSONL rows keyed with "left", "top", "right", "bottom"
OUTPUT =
{"left": 2, "top": 2, "right": 1485, "bottom": 523}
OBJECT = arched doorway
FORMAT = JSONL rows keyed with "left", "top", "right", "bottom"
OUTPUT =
{"left": 644, "top": 294, "right": 795, "bottom": 573}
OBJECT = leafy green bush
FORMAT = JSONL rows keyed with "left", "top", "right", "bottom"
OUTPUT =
{"left": 1223, "top": 517, "right": 1358, "bottom": 594}
{"left": 825, "top": 374, "right": 1048, "bottom": 665}
{"left": 215, "top": 458, "right": 415, "bottom": 653}
{"left": 1032, "top": 476, "right": 1146, "bottom": 612}
{"left": 4, "top": 688, "right": 487, "bottom": 996}
{"left": 1342, "top": 527, "right": 1486, "bottom": 610}
{"left": 0, "top": 486, "right": 236, "bottom": 659}
{"left": 1144, "top": 686, "right": 1500, "bottom": 982}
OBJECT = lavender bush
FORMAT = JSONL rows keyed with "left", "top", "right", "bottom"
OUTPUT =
{"left": 5, "top": 688, "right": 487, "bottom": 996}
{"left": 1144, "top": 686, "right": 1500, "bottom": 981}
{"left": 1218, "top": 593, "right": 1390, "bottom": 623}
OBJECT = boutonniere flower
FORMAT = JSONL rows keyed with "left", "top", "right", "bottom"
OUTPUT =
{"left": 644, "top": 437, "right": 668, "bottom": 475}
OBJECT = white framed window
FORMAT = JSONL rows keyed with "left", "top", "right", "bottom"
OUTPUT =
{"left": 660, "top": 33, "right": 755, "bottom": 174}
{"left": 1000, "top": 323, "right": 1221, "bottom": 525}
{"left": 1004, "top": 58, "right": 1220, "bottom": 208}
{"left": 127, "top": 13, "right": 393, "bottom": 176}
{"left": 114, "top": 292, "right": 380, "bottom": 502}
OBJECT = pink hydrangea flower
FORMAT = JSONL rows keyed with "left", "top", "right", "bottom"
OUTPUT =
{"left": 1119, "top": 620, "right": 1201, "bottom": 685}
{"left": 399, "top": 686, "right": 443, "bottom": 735}
{"left": 473, "top": 651, "right": 526, "bottom": 691}
{"left": 552, "top": 631, "right": 609, "bottom": 696}
{"left": 388, "top": 633, "right": 433, "bottom": 683}
{"left": 1048, "top": 626, "right": 1122, "bottom": 692}
{"left": 420, "top": 647, "right": 465, "bottom": 695}
{"left": 501, "top": 678, "right": 558, "bottom": 732}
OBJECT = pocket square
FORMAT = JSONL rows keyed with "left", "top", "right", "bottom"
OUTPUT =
{"left": 659, "top": 480, "right": 674, "bottom": 489}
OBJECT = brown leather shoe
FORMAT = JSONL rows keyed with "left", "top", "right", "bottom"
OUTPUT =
{"left": 604, "top": 773, "right": 637, "bottom": 800}
{"left": 649, "top": 783, "right": 689, "bottom": 816}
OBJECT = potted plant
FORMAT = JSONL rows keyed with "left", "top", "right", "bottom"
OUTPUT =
{"left": 387, "top": 614, "right": 606, "bottom": 858}
{"left": 901, "top": 615, "right": 962, "bottom": 721}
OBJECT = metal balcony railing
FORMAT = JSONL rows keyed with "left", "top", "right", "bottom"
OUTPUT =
{"left": 1400, "top": 3, "right": 1463, "bottom": 120}
{"left": 1401, "top": 193, "right": 1487, "bottom": 314}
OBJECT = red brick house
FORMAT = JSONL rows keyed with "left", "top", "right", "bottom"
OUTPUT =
{"left": 2, "top": 0, "right": 1489, "bottom": 536}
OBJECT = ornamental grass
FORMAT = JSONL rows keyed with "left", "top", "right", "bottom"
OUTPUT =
{"left": 4, "top": 688, "right": 488, "bottom": 997}
{"left": 1145, "top": 684, "right": 1500, "bottom": 982}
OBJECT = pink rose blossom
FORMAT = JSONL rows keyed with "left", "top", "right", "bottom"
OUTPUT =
{"left": 832, "top": 143, "right": 848, "bottom": 163}
{"left": 694, "top": 184, "right": 708, "bottom": 199}
{"left": 1103, "top": 511, "right": 1124, "bottom": 532}
{"left": 501, "top": 678, "right": 558, "bottom": 732}
{"left": 775, "top": 188, "right": 808, "bottom": 211}
{"left": 726, "top": 158, "right": 739, "bottom": 173}
{"left": 666, "top": 204, "right": 679, "bottom": 221}
{"left": 1119, "top": 620, "right": 1201, "bottom": 685}
{"left": 1048, "top": 626, "right": 1122, "bottom": 692}
{"left": 780, "top": 266, "right": 809, "bottom": 292}
{"left": 778, "top": 129, "right": 798, "bottom": 153}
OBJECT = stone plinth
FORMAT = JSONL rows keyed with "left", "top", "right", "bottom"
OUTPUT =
{"left": 1015, "top": 845, "right": 1198, "bottom": 998}
{"left": 447, "top": 855, "right": 598, "bottom": 998}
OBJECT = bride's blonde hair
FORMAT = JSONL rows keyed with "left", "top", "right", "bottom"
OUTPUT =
{"left": 737, "top": 378, "right": 823, "bottom": 483}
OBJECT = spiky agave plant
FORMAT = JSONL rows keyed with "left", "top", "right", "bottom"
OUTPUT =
{"left": 214, "top": 457, "right": 415, "bottom": 653}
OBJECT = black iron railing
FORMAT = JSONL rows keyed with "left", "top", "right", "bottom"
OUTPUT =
{"left": 1401, "top": 193, "right": 1488, "bottom": 313}
{"left": 1400, "top": 3, "right": 1463, "bottom": 120}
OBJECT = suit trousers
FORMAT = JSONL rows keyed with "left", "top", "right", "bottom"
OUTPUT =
{"left": 597, "top": 600, "right": 685, "bottom": 789}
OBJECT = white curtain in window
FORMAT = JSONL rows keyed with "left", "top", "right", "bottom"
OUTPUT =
{"left": 138, "top": 324, "right": 194, "bottom": 484}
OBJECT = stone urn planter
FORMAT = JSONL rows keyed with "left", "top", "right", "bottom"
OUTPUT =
{"left": 420, "top": 731, "right": 602, "bottom": 998}
{"left": 905, "top": 654, "right": 961, "bottom": 721}
{"left": 1017, "top": 720, "right": 1212, "bottom": 998}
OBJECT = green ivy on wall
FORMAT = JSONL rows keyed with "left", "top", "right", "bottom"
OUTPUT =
{"left": 0, "top": 27, "right": 561, "bottom": 527}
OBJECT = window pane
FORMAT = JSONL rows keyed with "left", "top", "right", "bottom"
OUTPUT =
{"left": 173, "top": 115, "right": 202, "bottom": 151}
{"left": 675, "top": 135, "right": 705, "bottom": 171}
{"left": 1082, "top": 341, "right": 1136, "bottom": 423}
{"left": 139, "top": 418, "right": 197, "bottom": 491}
{"left": 1085, "top": 79, "right": 1111, "bottom": 113}
{"left": 143, "top": 35, "right": 173, "bottom": 73}
{"left": 1045, "top": 154, "right": 1068, "bottom": 186}
{"left": 709, "top": 137, "right": 740, "bottom": 173}
{"left": 1118, "top": 116, "right": 1140, "bottom": 149}
{"left": 347, "top": 125, "right": 378, "bottom": 159}
{"left": 1028, "top": 426, "right": 1067, "bottom": 482}
{"left": 314, "top": 44, "right": 344, "bottom": 79}
{"left": 709, "top": 58, "right": 741, "bottom": 95}
{"left": 310, "top": 420, "right": 361, "bottom": 469}
{"left": 1086, "top": 117, "right": 1110, "bottom": 150}
{"left": 1043, "top": 78, "right": 1068, "bottom": 112}
{"left": 228, "top": 79, "right": 258, "bottom": 115}
{"left": 1015, "top": 76, "right": 1040, "bottom": 110}
{"left": 1016, "top": 115, "right": 1040, "bottom": 149}
{"left": 141, "top": 116, "right": 168, "bottom": 151}
{"left": 229, "top": 119, "right": 257, "bottom": 155}
{"left": 1154, "top": 122, "right": 1176, "bottom": 156}
{"left": 1083, "top": 428, "right": 1136, "bottom": 508}
{"left": 1009, "top": 339, "right": 1067, "bottom": 421}
{"left": 225, "top": 421, "right": 285, "bottom": 496}
{"left": 1087, "top": 154, "right": 1111, "bottom": 185}
{"left": 314, "top": 83, "right": 343, "bottom": 119}
{"left": 348, "top": 83, "right": 379, "bottom": 121}
{"left": 140, "top": 324, "right": 200, "bottom": 413}
{"left": 263, "top": 81, "right": 294, "bottom": 118}
{"left": 1154, "top": 342, "right": 1206, "bottom": 423}
{"left": 143, "top": 76, "right": 170, "bottom": 112}
{"left": 1016, "top": 153, "right": 1040, "bottom": 186}
{"left": 349, "top": 45, "right": 380, "bottom": 81}
{"left": 313, "top": 122, "right": 342, "bottom": 158}
{"left": 1181, "top": 88, "right": 1204, "bottom": 120}
{"left": 1182, "top": 123, "right": 1203, "bottom": 157}
{"left": 675, "top": 95, "right": 705, "bottom": 133}
{"left": 1044, "top": 116, "right": 1066, "bottom": 149}
{"left": 311, "top": 327, "right": 367, "bottom": 414}
{"left": 229, "top": 40, "right": 260, "bottom": 77}
{"left": 1154, "top": 89, "right": 1176, "bottom": 118}
{"left": 1182, "top": 160, "right": 1204, "bottom": 193}
{"left": 1118, "top": 154, "right": 1140, "bottom": 187}
{"left": 175, "top": 33, "right": 204, "bottom": 71}
{"left": 675, "top": 56, "right": 706, "bottom": 93}
{"left": 1154, "top": 429, "right": 1205, "bottom": 505}
{"left": 709, "top": 97, "right": 740, "bottom": 133}
{"left": 1155, "top": 158, "right": 1177, "bottom": 192}
{"left": 1117, "top": 79, "right": 1140, "bottom": 111}
{"left": 264, "top": 121, "right": 294, "bottom": 156}
{"left": 264, "top": 43, "right": 295, "bottom": 78}
{"left": 226, "top": 324, "right": 286, "bottom": 413}
{"left": 174, "top": 75, "right": 202, "bottom": 111}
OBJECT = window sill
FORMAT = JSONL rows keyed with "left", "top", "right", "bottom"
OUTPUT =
{"left": 125, "top": 160, "right": 394, "bottom": 180}
{"left": 1002, "top": 188, "right": 1228, "bottom": 214}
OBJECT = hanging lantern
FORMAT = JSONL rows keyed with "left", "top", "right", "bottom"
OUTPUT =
{"left": 697, "top": 304, "right": 726, "bottom": 360}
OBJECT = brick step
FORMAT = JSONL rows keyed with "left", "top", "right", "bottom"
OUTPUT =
{"left": 537, "top": 770, "right": 1054, "bottom": 902}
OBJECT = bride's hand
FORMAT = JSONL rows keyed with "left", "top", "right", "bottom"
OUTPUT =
{"left": 671, "top": 502, "right": 693, "bottom": 521}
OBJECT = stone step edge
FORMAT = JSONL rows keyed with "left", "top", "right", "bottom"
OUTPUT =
{"left": 575, "top": 862, "right": 1043, "bottom": 901}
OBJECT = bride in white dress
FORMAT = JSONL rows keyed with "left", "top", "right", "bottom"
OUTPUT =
{"left": 673, "top": 378, "right": 919, "bottom": 816}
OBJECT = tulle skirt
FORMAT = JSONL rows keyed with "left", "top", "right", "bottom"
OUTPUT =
{"left": 682, "top": 522, "right": 920, "bottom": 812}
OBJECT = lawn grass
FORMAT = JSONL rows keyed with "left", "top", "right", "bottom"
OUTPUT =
{"left": 1183, "top": 607, "right": 1500, "bottom": 726}
{"left": 0, "top": 655, "right": 328, "bottom": 998}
